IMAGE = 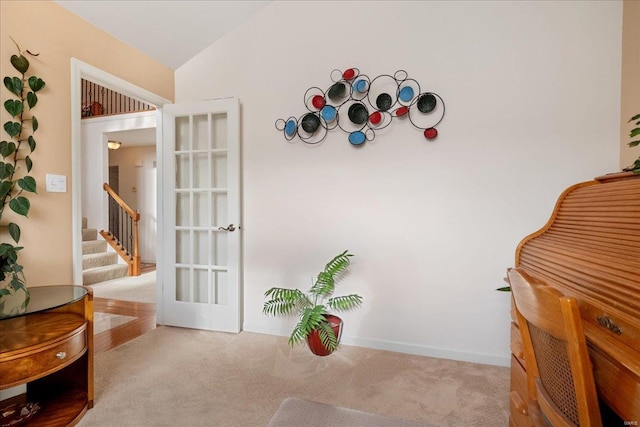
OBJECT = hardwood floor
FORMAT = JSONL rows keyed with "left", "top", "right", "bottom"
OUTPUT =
{"left": 94, "top": 297, "right": 156, "bottom": 355}
{"left": 93, "top": 264, "right": 157, "bottom": 355}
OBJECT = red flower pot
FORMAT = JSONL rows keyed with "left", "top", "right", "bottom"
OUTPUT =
{"left": 306, "top": 314, "right": 343, "bottom": 356}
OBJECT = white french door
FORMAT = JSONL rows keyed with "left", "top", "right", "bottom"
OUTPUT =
{"left": 161, "top": 98, "right": 241, "bottom": 332}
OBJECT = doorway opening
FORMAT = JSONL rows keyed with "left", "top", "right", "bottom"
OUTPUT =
{"left": 71, "top": 59, "right": 170, "bottom": 351}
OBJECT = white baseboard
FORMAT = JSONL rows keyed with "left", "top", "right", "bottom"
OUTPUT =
{"left": 242, "top": 323, "right": 510, "bottom": 367}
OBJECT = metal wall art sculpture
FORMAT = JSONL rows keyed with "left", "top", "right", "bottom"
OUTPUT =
{"left": 275, "top": 68, "right": 445, "bottom": 146}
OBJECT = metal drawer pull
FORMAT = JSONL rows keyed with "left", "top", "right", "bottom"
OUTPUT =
{"left": 56, "top": 351, "right": 66, "bottom": 359}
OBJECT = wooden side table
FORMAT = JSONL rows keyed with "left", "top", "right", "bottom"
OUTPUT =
{"left": 0, "top": 286, "right": 93, "bottom": 426}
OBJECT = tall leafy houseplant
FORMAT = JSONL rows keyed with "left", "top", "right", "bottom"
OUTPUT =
{"left": 627, "top": 113, "right": 640, "bottom": 174}
{"left": 263, "top": 250, "right": 363, "bottom": 354}
{"left": 0, "top": 39, "right": 44, "bottom": 309}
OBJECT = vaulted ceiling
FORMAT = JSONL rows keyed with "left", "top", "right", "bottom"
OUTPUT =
{"left": 55, "top": 1, "right": 270, "bottom": 70}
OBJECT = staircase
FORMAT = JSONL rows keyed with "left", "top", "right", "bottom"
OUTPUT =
{"left": 82, "top": 217, "right": 129, "bottom": 285}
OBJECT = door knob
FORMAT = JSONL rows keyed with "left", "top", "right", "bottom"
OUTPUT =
{"left": 218, "top": 224, "right": 236, "bottom": 232}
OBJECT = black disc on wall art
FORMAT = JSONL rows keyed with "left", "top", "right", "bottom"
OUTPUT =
{"left": 301, "top": 113, "right": 321, "bottom": 133}
{"left": 348, "top": 103, "right": 368, "bottom": 125}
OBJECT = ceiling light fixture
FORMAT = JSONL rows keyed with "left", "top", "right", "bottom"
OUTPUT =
{"left": 107, "top": 140, "right": 122, "bottom": 150}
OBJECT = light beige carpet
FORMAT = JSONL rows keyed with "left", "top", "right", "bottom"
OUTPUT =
{"left": 77, "top": 326, "right": 509, "bottom": 427}
{"left": 86, "top": 271, "right": 156, "bottom": 304}
{"left": 267, "top": 397, "right": 436, "bottom": 426}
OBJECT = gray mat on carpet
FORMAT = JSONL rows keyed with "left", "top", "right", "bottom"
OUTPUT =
{"left": 267, "top": 397, "right": 436, "bottom": 427}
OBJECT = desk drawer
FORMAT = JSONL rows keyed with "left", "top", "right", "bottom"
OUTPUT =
{"left": 510, "top": 354, "right": 531, "bottom": 427}
{"left": 0, "top": 328, "right": 86, "bottom": 388}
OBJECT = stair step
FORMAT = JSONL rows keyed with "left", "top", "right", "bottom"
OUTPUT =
{"left": 82, "top": 216, "right": 88, "bottom": 229}
{"left": 82, "top": 240, "right": 107, "bottom": 255}
{"left": 82, "top": 228, "right": 98, "bottom": 242}
{"left": 83, "top": 264, "right": 129, "bottom": 286}
{"left": 83, "top": 252, "right": 118, "bottom": 270}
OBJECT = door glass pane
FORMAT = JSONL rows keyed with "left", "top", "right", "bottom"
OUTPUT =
{"left": 193, "top": 192, "right": 210, "bottom": 227}
{"left": 176, "top": 267, "right": 190, "bottom": 302}
{"left": 194, "top": 268, "right": 208, "bottom": 304}
{"left": 175, "top": 116, "right": 190, "bottom": 151}
{"left": 212, "top": 193, "right": 228, "bottom": 226}
{"left": 194, "top": 230, "right": 209, "bottom": 265}
{"left": 175, "top": 154, "right": 190, "bottom": 189}
{"left": 176, "top": 192, "right": 190, "bottom": 226}
{"left": 212, "top": 152, "right": 227, "bottom": 188}
{"left": 212, "top": 232, "right": 228, "bottom": 266}
{"left": 193, "top": 153, "right": 209, "bottom": 189}
{"left": 214, "top": 270, "right": 228, "bottom": 305}
{"left": 212, "top": 113, "right": 227, "bottom": 149}
{"left": 193, "top": 114, "right": 209, "bottom": 151}
{"left": 176, "top": 230, "right": 190, "bottom": 264}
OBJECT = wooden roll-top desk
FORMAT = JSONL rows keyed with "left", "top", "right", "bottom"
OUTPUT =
{"left": 508, "top": 172, "right": 640, "bottom": 426}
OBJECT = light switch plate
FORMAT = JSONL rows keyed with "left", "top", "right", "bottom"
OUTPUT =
{"left": 45, "top": 173, "right": 67, "bottom": 193}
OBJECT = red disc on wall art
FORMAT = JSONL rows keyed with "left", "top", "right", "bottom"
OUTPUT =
{"left": 394, "top": 106, "right": 408, "bottom": 117}
{"left": 342, "top": 68, "right": 356, "bottom": 80}
{"left": 424, "top": 127, "right": 438, "bottom": 140}
{"left": 369, "top": 111, "right": 382, "bottom": 125}
{"left": 311, "top": 95, "right": 325, "bottom": 109}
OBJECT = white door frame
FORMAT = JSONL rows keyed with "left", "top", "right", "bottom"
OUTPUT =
{"left": 70, "top": 59, "right": 170, "bottom": 317}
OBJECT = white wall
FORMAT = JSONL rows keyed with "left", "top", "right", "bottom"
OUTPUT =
{"left": 108, "top": 146, "right": 157, "bottom": 263}
{"left": 81, "top": 111, "right": 156, "bottom": 262}
{"left": 175, "top": 1, "right": 622, "bottom": 366}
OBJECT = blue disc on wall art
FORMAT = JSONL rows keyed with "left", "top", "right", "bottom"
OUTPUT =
{"left": 348, "top": 131, "right": 366, "bottom": 145}
{"left": 284, "top": 119, "right": 297, "bottom": 136}
{"left": 321, "top": 105, "right": 337, "bottom": 122}
{"left": 399, "top": 86, "right": 414, "bottom": 102}
{"left": 353, "top": 79, "right": 368, "bottom": 93}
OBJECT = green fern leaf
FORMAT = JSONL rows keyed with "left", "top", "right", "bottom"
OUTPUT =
{"left": 316, "top": 321, "right": 339, "bottom": 351}
{"left": 327, "top": 294, "right": 363, "bottom": 312}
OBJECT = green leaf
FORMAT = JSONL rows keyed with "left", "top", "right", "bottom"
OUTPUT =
{"left": 288, "top": 305, "right": 326, "bottom": 347}
{"left": 3, "top": 121, "right": 21, "bottom": 137}
{"left": 0, "top": 141, "right": 16, "bottom": 158}
{"left": 31, "top": 116, "right": 38, "bottom": 132}
{"left": 9, "top": 196, "right": 30, "bottom": 217}
{"left": 0, "top": 180, "right": 12, "bottom": 198}
{"left": 27, "top": 136, "right": 36, "bottom": 152}
{"left": 262, "top": 287, "right": 310, "bottom": 316}
{"left": 629, "top": 114, "right": 640, "bottom": 122}
{"left": 4, "top": 99, "right": 23, "bottom": 117}
{"left": 27, "top": 92, "right": 37, "bottom": 109}
{"left": 316, "top": 320, "right": 339, "bottom": 352}
{"left": 28, "top": 76, "right": 45, "bottom": 92}
{"left": 18, "top": 176, "right": 36, "bottom": 193}
{"left": 0, "top": 289, "right": 10, "bottom": 296}
{"left": 0, "top": 162, "right": 15, "bottom": 179}
{"left": 3, "top": 77, "right": 23, "bottom": 96}
{"left": 10, "top": 54, "right": 29, "bottom": 74}
{"left": 327, "top": 294, "right": 363, "bottom": 312}
{"left": 10, "top": 275, "right": 25, "bottom": 291}
{"left": 496, "top": 286, "right": 511, "bottom": 292}
{"left": 8, "top": 223, "right": 20, "bottom": 243}
{"left": 630, "top": 128, "right": 640, "bottom": 138}
{"left": 0, "top": 243, "right": 14, "bottom": 256}
{"left": 629, "top": 140, "right": 640, "bottom": 148}
{"left": 25, "top": 156, "right": 32, "bottom": 172}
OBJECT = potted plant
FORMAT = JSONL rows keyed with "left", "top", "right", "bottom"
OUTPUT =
{"left": 263, "top": 250, "right": 363, "bottom": 356}
{"left": 625, "top": 113, "right": 640, "bottom": 174}
{"left": 0, "top": 39, "right": 44, "bottom": 316}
